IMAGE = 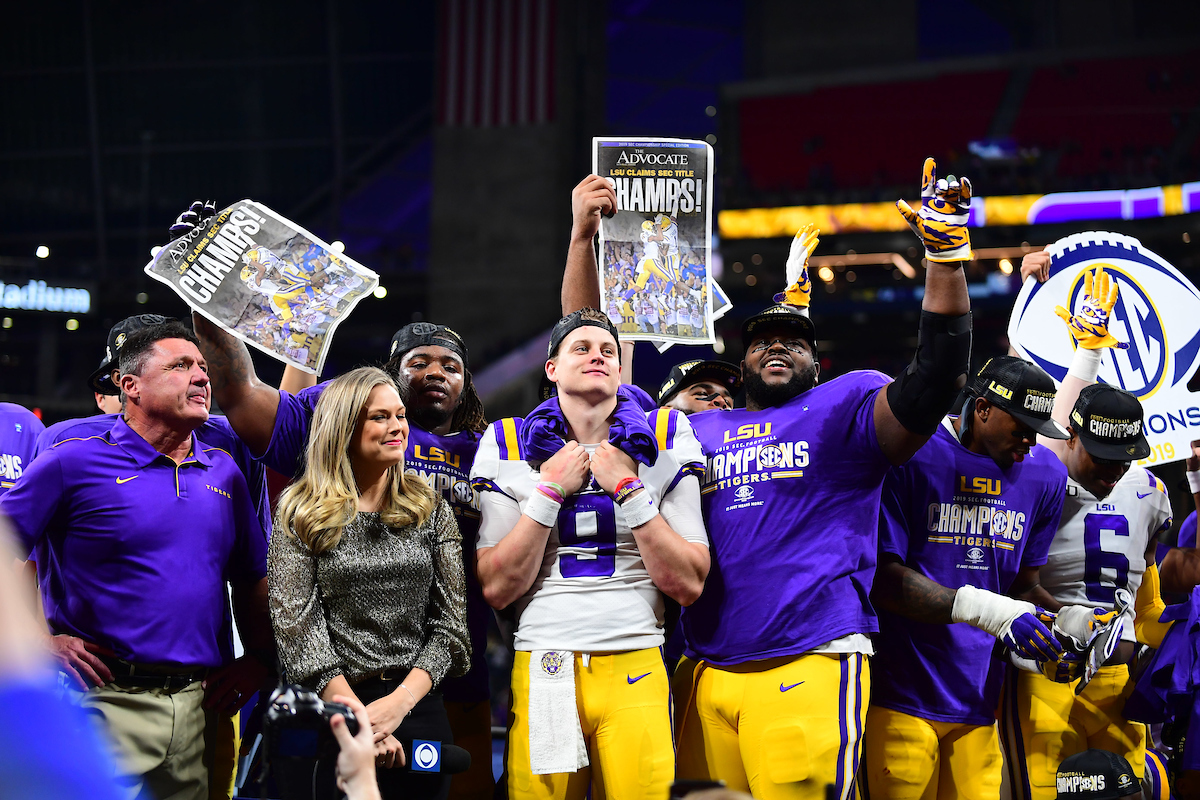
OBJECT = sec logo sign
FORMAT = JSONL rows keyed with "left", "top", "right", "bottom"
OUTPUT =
{"left": 1008, "top": 231, "right": 1200, "bottom": 466}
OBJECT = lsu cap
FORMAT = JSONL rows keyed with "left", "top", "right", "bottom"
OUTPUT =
{"left": 1056, "top": 749, "right": 1140, "bottom": 799}
{"left": 88, "top": 314, "right": 169, "bottom": 395}
{"left": 1070, "top": 384, "right": 1151, "bottom": 461}
{"left": 547, "top": 309, "right": 620, "bottom": 359}
{"left": 657, "top": 359, "right": 742, "bottom": 405}
{"left": 389, "top": 322, "right": 468, "bottom": 369}
{"left": 971, "top": 355, "right": 1070, "bottom": 439}
{"left": 741, "top": 304, "right": 816, "bottom": 354}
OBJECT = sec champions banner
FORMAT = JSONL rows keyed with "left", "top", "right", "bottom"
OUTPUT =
{"left": 1008, "top": 231, "right": 1200, "bottom": 466}
{"left": 145, "top": 200, "right": 377, "bottom": 374}
{"left": 594, "top": 138, "right": 715, "bottom": 346}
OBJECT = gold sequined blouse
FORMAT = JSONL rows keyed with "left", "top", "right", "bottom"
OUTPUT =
{"left": 268, "top": 498, "right": 470, "bottom": 693}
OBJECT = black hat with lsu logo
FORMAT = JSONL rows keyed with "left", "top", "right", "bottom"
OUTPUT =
{"left": 1055, "top": 749, "right": 1140, "bottom": 799}
{"left": 389, "top": 322, "right": 469, "bottom": 369}
{"left": 657, "top": 359, "right": 743, "bottom": 406}
{"left": 740, "top": 304, "right": 817, "bottom": 355}
{"left": 968, "top": 355, "right": 1070, "bottom": 440}
{"left": 1069, "top": 384, "right": 1151, "bottom": 461}
{"left": 88, "top": 314, "right": 169, "bottom": 395}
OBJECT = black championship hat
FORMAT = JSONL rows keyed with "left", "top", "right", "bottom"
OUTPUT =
{"left": 1055, "top": 749, "right": 1140, "bottom": 799}
{"left": 87, "top": 314, "right": 169, "bottom": 395}
{"left": 741, "top": 304, "right": 817, "bottom": 354}
{"left": 970, "top": 355, "right": 1070, "bottom": 439}
{"left": 547, "top": 309, "right": 620, "bottom": 359}
{"left": 389, "top": 322, "right": 469, "bottom": 369}
{"left": 1069, "top": 384, "right": 1151, "bottom": 461}
{"left": 657, "top": 360, "right": 743, "bottom": 405}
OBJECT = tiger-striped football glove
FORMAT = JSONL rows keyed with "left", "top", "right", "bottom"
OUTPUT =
{"left": 1054, "top": 266, "right": 1129, "bottom": 350}
{"left": 1039, "top": 651, "right": 1085, "bottom": 683}
{"left": 773, "top": 224, "right": 819, "bottom": 308}
{"left": 896, "top": 157, "right": 972, "bottom": 263}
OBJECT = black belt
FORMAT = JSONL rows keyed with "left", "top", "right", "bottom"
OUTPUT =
{"left": 98, "top": 655, "right": 209, "bottom": 691}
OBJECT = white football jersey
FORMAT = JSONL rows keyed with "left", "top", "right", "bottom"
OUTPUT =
{"left": 1040, "top": 466, "right": 1172, "bottom": 642}
{"left": 657, "top": 217, "right": 679, "bottom": 255}
{"left": 640, "top": 229, "right": 661, "bottom": 262}
{"left": 471, "top": 409, "right": 707, "bottom": 652}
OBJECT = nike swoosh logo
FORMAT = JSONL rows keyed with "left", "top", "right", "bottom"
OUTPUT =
{"left": 627, "top": 672, "right": 651, "bottom": 684}
{"left": 116, "top": 476, "right": 139, "bottom": 484}
{"left": 1137, "top": 491, "right": 1153, "bottom": 499}
{"left": 780, "top": 681, "right": 805, "bottom": 692}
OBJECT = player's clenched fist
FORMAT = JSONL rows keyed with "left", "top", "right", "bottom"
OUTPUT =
{"left": 571, "top": 174, "right": 617, "bottom": 244}
{"left": 1020, "top": 250, "right": 1051, "bottom": 283}
{"left": 589, "top": 441, "right": 638, "bottom": 496}
{"left": 539, "top": 440, "right": 592, "bottom": 496}
{"left": 896, "top": 157, "right": 973, "bottom": 263}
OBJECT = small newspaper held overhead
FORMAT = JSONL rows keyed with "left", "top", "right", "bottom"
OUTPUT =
{"left": 594, "top": 138, "right": 715, "bottom": 346}
{"left": 144, "top": 200, "right": 378, "bottom": 374}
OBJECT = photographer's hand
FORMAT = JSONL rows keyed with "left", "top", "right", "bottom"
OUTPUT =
{"left": 330, "top": 694, "right": 382, "bottom": 800}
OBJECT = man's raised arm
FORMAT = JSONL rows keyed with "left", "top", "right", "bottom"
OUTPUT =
{"left": 561, "top": 174, "right": 615, "bottom": 315}
{"left": 873, "top": 157, "right": 973, "bottom": 465}
{"left": 191, "top": 312, "right": 281, "bottom": 456}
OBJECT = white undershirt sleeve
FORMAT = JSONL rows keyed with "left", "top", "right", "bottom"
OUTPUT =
{"left": 477, "top": 490, "right": 524, "bottom": 550}
{"left": 659, "top": 474, "right": 708, "bottom": 546}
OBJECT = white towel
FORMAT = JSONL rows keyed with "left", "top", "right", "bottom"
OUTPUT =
{"left": 527, "top": 650, "right": 588, "bottom": 774}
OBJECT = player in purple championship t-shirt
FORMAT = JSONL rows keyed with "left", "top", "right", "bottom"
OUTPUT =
{"left": 665, "top": 159, "right": 981, "bottom": 800}
{"left": 0, "top": 402, "right": 44, "bottom": 497}
{"left": 191, "top": 314, "right": 497, "bottom": 800}
{"left": 864, "top": 355, "right": 1087, "bottom": 799}
{"left": 0, "top": 320, "right": 273, "bottom": 800}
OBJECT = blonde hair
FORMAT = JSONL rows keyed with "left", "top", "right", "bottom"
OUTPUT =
{"left": 276, "top": 366, "right": 437, "bottom": 554}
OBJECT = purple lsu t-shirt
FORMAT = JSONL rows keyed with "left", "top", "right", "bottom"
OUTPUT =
{"left": 0, "top": 403, "right": 44, "bottom": 496}
{"left": 1179, "top": 511, "right": 1197, "bottom": 549}
{"left": 872, "top": 422, "right": 1068, "bottom": 725}
{"left": 1, "top": 417, "right": 267, "bottom": 667}
{"left": 266, "top": 382, "right": 491, "bottom": 701}
{"left": 683, "top": 370, "right": 892, "bottom": 664}
{"left": 36, "top": 414, "right": 271, "bottom": 538}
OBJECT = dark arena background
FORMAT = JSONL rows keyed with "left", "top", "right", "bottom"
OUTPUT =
{"left": 4, "top": 1, "right": 1200, "bottom": 795}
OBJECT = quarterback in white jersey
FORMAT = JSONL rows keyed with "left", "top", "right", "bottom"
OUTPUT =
{"left": 1001, "top": 260, "right": 1167, "bottom": 800}
{"left": 471, "top": 309, "right": 709, "bottom": 800}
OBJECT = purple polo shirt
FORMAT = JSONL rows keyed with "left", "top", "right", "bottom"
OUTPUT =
{"left": 36, "top": 413, "right": 271, "bottom": 538}
{"left": 0, "top": 403, "right": 44, "bottom": 496}
{"left": 1, "top": 417, "right": 267, "bottom": 668}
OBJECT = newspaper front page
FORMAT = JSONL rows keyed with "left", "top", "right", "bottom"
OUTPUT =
{"left": 144, "top": 200, "right": 378, "bottom": 374}
{"left": 593, "top": 138, "right": 715, "bottom": 346}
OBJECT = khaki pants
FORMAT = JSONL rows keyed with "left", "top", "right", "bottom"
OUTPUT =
{"left": 82, "top": 681, "right": 215, "bottom": 800}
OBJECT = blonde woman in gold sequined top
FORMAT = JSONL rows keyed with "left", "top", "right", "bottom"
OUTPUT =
{"left": 268, "top": 366, "right": 470, "bottom": 800}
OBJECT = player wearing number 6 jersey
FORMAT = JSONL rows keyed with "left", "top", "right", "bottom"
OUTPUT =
{"left": 471, "top": 309, "right": 710, "bottom": 800}
{"left": 1000, "top": 259, "right": 1170, "bottom": 800}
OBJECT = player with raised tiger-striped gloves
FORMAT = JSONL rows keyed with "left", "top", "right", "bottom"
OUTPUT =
{"left": 999, "top": 254, "right": 1172, "bottom": 800}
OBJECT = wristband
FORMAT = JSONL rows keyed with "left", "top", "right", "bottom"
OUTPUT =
{"left": 1188, "top": 469, "right": 1200, "bottom": 495}
{"left": 524, "top": 489, "right": 562, "bottom": 528}
{"left": 614, "top": 477, "right": 645, "bottom": 505}
{"left": 1066, "top": 346, "right": 1102, "bottom": 382}
{"left": 621, "top": 491, "right": 659, "bottom": 528}
{"left": 536, "top": 482, "right": 565, "bottom": 503}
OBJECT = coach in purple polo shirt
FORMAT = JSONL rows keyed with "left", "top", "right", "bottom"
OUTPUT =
{"left": 1, "top": 320, "right": 272, "bottom": 800}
